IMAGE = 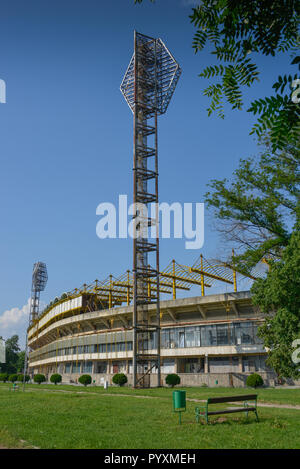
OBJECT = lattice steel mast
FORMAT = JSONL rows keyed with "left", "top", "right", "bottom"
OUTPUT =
{"left": 29, "top": 262, "right": 48, "bottom": 324}
{"left": 121, "top": 31, "right": 181, "bottom": 387}
{"left": 23, "top": 262, "right": 48, "bottom": 389}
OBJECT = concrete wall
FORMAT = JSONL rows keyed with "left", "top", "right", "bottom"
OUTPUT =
{"left": 52, "top": 371, "right": 282, "bottom": 388}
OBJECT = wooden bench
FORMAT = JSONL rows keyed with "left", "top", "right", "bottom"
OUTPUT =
{"left": 9, "top": 384, "right": 19, "bottom": 392}
{"left": 195, "top": 394, "right": 259, "bottom": 424}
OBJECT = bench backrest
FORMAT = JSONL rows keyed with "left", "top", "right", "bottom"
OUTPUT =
{"left": 207, "top": 394, "right": 257, "bottom": 404}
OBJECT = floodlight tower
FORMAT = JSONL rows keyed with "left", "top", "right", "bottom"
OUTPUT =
{"left": 29, "top": 262, "right": 48, "bottom": 324}
{"left": 23, "top": 262, "right": 48, "bottom": 389}
{"left": 121, "top": 32, "right": 181, "bottom": 387}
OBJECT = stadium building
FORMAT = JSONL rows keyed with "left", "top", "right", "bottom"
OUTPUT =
{"left": 27, "top": 259, "right": 278, "bottom": 387}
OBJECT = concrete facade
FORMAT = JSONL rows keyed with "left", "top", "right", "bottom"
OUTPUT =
{"left": 28, "top": 290, "right": 284, "bottom": 387}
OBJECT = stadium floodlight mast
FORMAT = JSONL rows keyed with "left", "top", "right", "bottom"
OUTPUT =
{"left": 121, "top": 31, "right": 181, "bottom": 388}
{"left": 23, "top": 262, "right": 48, "bottom": 390}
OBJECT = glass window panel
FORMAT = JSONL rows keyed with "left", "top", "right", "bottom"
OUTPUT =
{"left": 216, "top": 324, "right": 230, "bottom": 345}
{"left": 82, "top": 361, "right": 93, "bottom": 373}
{"left": 185, "top": 328, "right": 195, "bottom": 347}
{"left": 179, "top": 331, "right": 185, "bottom": 348}
{"left": 95, "top": 362, "right": 107, "bottom": 373}
{"left": 240, "top": 323, "right": 254, "bottom": 344}
{"left": 201, "top": 325, "right": 217, "bottom": 346}
{"left": 72, "top": 362, "right": 81, "bottom": 373}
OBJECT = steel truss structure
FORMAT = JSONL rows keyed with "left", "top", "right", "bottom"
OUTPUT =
{"left": 24, "top": 262, "right": 48, "bottom": 389}
{"left": 30, "top": 262, "right": 48, "bottom": 324}
{"left": 120, "top": 32, "right": 182, "bottom": 387}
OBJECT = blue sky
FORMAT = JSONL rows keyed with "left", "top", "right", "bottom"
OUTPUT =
{"left": 0, "top": 0, "right": 292, "bottom": 346}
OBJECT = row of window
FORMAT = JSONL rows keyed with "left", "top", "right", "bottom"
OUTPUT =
{"left": 44, "top": 355, "right": 270, "bottom": 375}
{"left": 161, "top": 322, "right": 263, "bottom": 349}
{"left": 30, "top": 321, "right": 263, "bottom": 363}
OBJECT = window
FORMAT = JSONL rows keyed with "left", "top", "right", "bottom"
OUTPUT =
{"left": 216, "top": 324, "right": 230, "bottom": 345}
{"left": 185, "top": 328, "right": 195, "bottom": 347}
{"left": 240, "top": 323, "right": 254, "bottom": 344}
{"left": 95, "top": 362, "right": 107, "bottom": 373}
{"left": 201, "top": 325, "right": 217, "bottom": 346}
{"left": 179, "top": 331, "right": 185, "bottom": 348}
{"left": 72, "top": 362, "right": 81, "bottom": 373}
{"left": 161, "top": 360, "right": 175, "bottom": 374}
{"left": 82, "top": 361, "right": 93, "bottom": 373}
{"left": 184, "top": 358, "right": 203, "bottom": 373}
{"left": 209, "top": 357, "right": 231, "bottom": 373}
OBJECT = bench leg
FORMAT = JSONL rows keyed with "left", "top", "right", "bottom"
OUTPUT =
{"left": 195, "top": 406, "right": 208, "bottom": 424}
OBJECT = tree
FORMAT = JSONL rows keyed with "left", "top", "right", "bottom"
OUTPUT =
{"left": 165, "top": 374, "right": 181, "bottom": 387}
{"left": 246, "top": 373, "right": 264, "bottom": 388}
{"left": 16, "top": 351, "right": 25, "bottom": 373}
{"left": 78, "top": 374, "right": 92, "bottom": 387}
{"left": 251, "top": 231, "right": 300, "bottom": 379}
{"left": 135, "top": 0, "right": 300, "bottom": 150}
{"left": 205, "top": 139, "right": 299, "bottom": 271}
{"left": 50, "top": 373, "right": 62, "bottom": 385}
{"left": 112, "top": 373, "right": 128, "bottom": 386}
{"left": 34, "top": 374, "right": 46, "bottom": 384}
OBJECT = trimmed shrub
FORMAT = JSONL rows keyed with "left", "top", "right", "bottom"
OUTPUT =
{"left": 165, "top": 374, "right": 181, "bottom": 388}
{"left": 78, "top": 374, "right": 92, "bottom": 387}
{"left": 0, "top": 373, "right": 9, "bottom": 382}
{"left": 9, "top": 374, "right": 18, "bottom": 383}
{"left": 112, "top": 373, "right": 128, "bottom": 387}
{"left": 50, "top": 373, "right": 62, "bottom": 385}
{"left": 17, "top": 374, "right": 30, "bottom": 382}
{"left": 34, "top": 374, "right": 46, "bottom": 385}
{"left": 246, "top": 373, "right": 264, "bottom": 388}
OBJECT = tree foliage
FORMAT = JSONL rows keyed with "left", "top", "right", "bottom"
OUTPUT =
{"left": 251, "top": 231, "right": 300, "bottom": 379}
{"left": 205, "top": 139, "right": 299, "bottom": 271}
{"left": 34, "top": 374, "right": 46, "bottom": 384}
{"left": 78, "top": 374, "right": 92, "bottom": 387}
{"left": 190, "top": 0, "right": 300, "bottom": 150}
{"left": 246, "top": 373, "right": 264, "bottom": 388}
{"left": 50, "top": 373, "right": 62, "bottom": 385}
{"left": 134, "top": 0, "right": 300, "bottom": 150}
{"left": 112, "top": 373, "right": 128, "bottom": 386}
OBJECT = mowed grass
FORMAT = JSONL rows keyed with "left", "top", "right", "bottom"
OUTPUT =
{"left": 0, "top": 384, "right": 299, "bottom": 449}
{"left": 2, "top": 381, "right": 300, "bottom": 405}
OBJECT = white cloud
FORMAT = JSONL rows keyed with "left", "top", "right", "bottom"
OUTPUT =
{"left": 0, "top": 299, "right": 30, "bottom": 329}
{"left": 0, "top": 299, "right": 31, "bottom": 347}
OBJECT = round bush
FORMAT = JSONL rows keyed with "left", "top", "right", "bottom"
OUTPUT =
{"left": 50, "top": 373, "right": 62, "bottom": 385}
{"left": 9, "top": 374, "right": 18, "bottom": 383}
{"left": 246, "top": 373, "right": 264, "bottom": 388}
{"left": 78, "top": 374, "right": 92, "bottom": 387}
{"left": 17, "top": 374, "right": 30, "bottom": 382}
{"left": 165, "top": 374, "right": 181, "bottom": 387}
{"left": 34, "top": 374, "right": 46, "bottom": 385}
{"left": 112, "top": 373, "right": 128, "bottom": 387}
{"left": 0, "top": 373, "right": 9, "bottom": 382}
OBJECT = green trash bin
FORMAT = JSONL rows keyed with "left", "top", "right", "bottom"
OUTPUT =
{"left": 173, "top": 390, "right": 186, "bottom": 411}
{"left": 172, "top": 390, "right": 186, "bottom": 424}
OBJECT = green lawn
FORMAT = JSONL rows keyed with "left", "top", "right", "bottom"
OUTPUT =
{"left": 0, "top": 383, "right": 299, "bottom": 449}
{"left": 2, "top": 381, "right": 300, "bottom": 405}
